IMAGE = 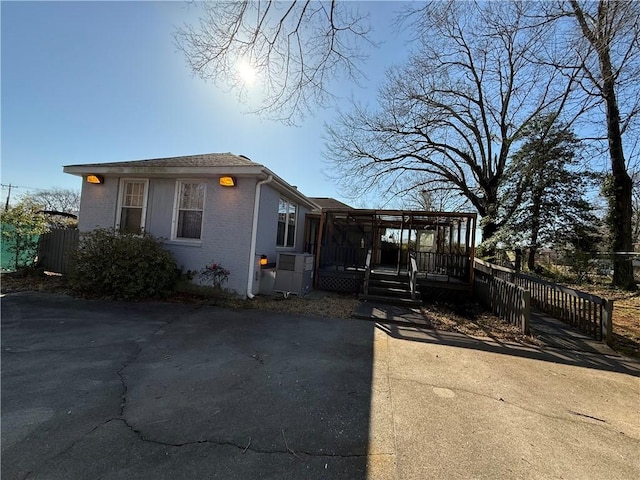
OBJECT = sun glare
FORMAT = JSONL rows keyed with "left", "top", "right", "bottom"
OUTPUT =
{"left": 237, "top": 59, "right": 257, "bottom": 86}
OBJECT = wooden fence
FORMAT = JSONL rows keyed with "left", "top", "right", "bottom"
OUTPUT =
{"left": 474, "top": 259, "right": 614, "bottom": 345}
{"left": 474, "top": 262, "right": 530, "bottom": 334}
{"left": 37, "top": 229, "right": 79, "bottom": 274}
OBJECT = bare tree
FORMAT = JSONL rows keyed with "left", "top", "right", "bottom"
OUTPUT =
{"left": 174, "top": 1, "right": 373, "bottom": 124}
{"left": 325, "top": 1, "right": 579, "bottom": 243}
{"left": 22, "top": 188, "right": 80, "bottom": 214}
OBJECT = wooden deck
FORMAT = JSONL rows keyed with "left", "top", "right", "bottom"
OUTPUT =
{"left": 317, "top": 267, "right": 472, "bottom": 296}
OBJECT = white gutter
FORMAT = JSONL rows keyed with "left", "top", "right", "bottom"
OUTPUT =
{"left": 246, "top": 174, "right": 273, "bottom": 299}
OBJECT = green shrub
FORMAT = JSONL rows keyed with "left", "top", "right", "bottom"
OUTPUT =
{"left": 70, "top": 229, "right": 178, "bottom": 300}
{"left": 1, "top": 199, "right": 49, "bottom": 271}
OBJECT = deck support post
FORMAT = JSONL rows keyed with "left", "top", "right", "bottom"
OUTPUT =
{"left": 602, "top": 299, "right": 614, "bottom": 347}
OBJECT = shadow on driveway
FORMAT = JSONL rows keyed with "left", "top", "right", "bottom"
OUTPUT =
{"left": 354, "top": 300, "right": 639, "bottom": 376}
{"left": 375, "top": 321, "right": 640, "bottom": 377}
{"left": 1, "top": 293, "right": 378, "bottom": 480}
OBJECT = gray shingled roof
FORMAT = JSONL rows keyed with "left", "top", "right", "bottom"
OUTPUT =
{"left": 66, "top": 153, "right": 261, "bottom": 169}
{"left": 309, "top": 197, "right": 353, "bottom": 210}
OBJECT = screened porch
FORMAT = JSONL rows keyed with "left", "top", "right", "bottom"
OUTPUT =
{"left": 305, "top": 209, "right": 477, "bottom": 292}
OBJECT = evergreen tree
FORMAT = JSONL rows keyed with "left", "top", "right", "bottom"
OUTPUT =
{"left": 499, "top": 115, "right": 601, "bottom": 271}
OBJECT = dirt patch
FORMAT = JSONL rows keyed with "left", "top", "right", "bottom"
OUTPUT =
{"left": 0, "top": 271, "right": 69, "bottom": 294}
{"left": 248, "top": 291, "right": 361, "bottom": 319}
{"left": 420, "top": 302, "right": 543, "bottom": 347}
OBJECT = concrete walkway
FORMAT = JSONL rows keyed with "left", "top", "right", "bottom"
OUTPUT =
{"left": 529, "top": 309, "right": 615, "bottom": 355}
{"left": 353, "top": 302, "right": 432, "bottom": 327}
{"left": 2, "top": 293, "right": 639, "bottom": 479}
{"left": 354, "top": 301, "right": 620, "bottom": 356}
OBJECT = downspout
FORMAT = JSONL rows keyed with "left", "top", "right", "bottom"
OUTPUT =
{"left": 246, "top": 174, "right": 273, "bottom": 299}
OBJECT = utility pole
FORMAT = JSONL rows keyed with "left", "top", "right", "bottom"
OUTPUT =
{"left": 4, "top": 184, "right": 12, "bottom": 211}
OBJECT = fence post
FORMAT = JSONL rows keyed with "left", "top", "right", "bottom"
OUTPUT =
{"left": 522, "top": 290, "right": 531, "bottom": 335}
{"left": 601, "top": 299, "right": 614, "bottom": 347}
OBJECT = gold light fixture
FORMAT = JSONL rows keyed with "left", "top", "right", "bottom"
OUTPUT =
{"left": 219, "top": 176, "right": 236, "bottom": 187}
{"left": 259, "top": 255, "right": 268, "bottom": 266}
{"left": 86, "top": 175, "right": 104, "bottom": 184}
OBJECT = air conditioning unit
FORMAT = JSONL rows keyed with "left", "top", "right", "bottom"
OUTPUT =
{"left": 274, "top": 253, "right": 314, "bottom": 296}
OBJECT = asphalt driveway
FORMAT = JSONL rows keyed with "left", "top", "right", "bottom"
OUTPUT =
{"left": 2, "top": 292, "right": 639, "bottom": 479}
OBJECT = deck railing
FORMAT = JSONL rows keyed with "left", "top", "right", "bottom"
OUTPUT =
{"left": 409, "top": 253, "right": 418, "bottom": 300}
{"left": 319, "top": 245, "right": 368, "bottom": 270}
{"left": 414, "top": 251, "right": 470, "bottom": 279}
{"left": 514, "top": 273, "right": 613, "bottom": 342}
{"left": 363, "top": 248, "right": 373, "bottom": 296}
{"left": 473, "top": 259, "right": 614, "bottom": 344}
{"left": 474, "top": 267, "right": 531, "bottom": 334}
{"left": 319, "top": 246, "right": 471, "bottom": 280}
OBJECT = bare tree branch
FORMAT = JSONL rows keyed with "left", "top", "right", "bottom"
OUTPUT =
{"left": 174, "top": 1, "right": 374, "bottom": 125}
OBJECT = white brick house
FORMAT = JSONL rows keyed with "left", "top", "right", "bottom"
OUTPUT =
{"left": 64, "top": 153, "right": 318, "bottom": 297}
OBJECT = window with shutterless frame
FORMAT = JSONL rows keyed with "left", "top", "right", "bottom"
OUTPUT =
{"left": 116, "top": 179, "right": 148, "bottom": 234}
{"left": 172, "top": 180, "right": 206, "bottom": 240}
{"left": 277, "top": 197, "right": 297, "bottom": 247}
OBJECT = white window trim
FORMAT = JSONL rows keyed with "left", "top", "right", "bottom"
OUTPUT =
{"left": 115, "top": 178, "right": 149, "bottom": 232}
{"left": 171, "top": 179, "right": 206, "bottom": 243}
{"left": 277, "top": 196, "right": 297, "bottom": 249}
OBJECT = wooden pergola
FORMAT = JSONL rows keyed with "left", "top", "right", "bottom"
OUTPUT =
{"left": 304, "top": 209, "right": 477, "bottom": 293}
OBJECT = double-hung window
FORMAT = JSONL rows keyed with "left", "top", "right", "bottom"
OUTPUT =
{"left": 172, "top": 181, "right": 205, "bottom": 240}
{"left": 277, "top": 197, "right": 297, "bottom": 247}
{"left": 117, "top": 179, "right": 148, "bottom": 234}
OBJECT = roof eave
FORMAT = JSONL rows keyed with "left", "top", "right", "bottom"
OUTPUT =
{"left": 63, "top": 162, "right": 319, "bottom": 210}
{"left": 63, "top": 164, "right": 265, "bottom": 177}
{"left": 260, "top": 167, "right": 319, "bottom": 210}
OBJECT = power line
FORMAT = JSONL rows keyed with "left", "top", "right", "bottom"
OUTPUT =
{"left": 1, "top": 183, "right": 52, "bottom": 192}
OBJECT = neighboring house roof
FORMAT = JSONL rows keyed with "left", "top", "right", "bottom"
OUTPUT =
{"left": 37, "top": 210, "right": 78, "bottom": 219}
{"left": 309, "top": 197, "right": 353, "bottom": 210}
{"left": 63, "top": 153, "right": 318, "bottom": 210}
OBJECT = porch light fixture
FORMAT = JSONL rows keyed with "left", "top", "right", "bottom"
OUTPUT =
{"left": 86, "top": 175, "right": 104, "bottom": 184}
{"left": 259, "top": 255, "right": 268, "bottom": 266}
{"left": 219, "top": 176, "right": 236, "bottom": 187}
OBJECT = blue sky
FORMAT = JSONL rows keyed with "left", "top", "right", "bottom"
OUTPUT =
{"left": 1, "top": 1, "right": 409, "bottom": 205}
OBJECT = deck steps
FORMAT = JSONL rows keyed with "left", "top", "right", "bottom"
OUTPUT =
{"left": 359, "top": 294, "right": 422, "bottom": 308}
{"left": 367, "top": 285, "right": 413, "bottom": 296}
{"left": 360, "top": 271, "right": 422, "bottom": 307}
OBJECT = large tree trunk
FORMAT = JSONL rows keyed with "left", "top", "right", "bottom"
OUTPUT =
{"left": 528, "top": 189, "right": 542, "bottom": 271}
{"left": 481, "top": 220, "right": 499, "bottom": 244}
{"left": 473, "top": 185, "right": 501, "bottom": 257}
{"left": 602, "top": 70, "right": 636, "bottom": 290}
{"left": 527, "top": 246, "right": 537, "bottom": 272}
{"left": 569, "top": 0, "right": 637, "bottom": 291}
{"left": 515, "top": 248, "right": 523, "bottom": 272}
{"left": 479, "top": 196, "right": 500, "bottom": 256}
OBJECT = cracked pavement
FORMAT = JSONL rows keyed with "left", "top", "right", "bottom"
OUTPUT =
{"left": 2, "top": 293, "right": 639, "bottom": 479}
